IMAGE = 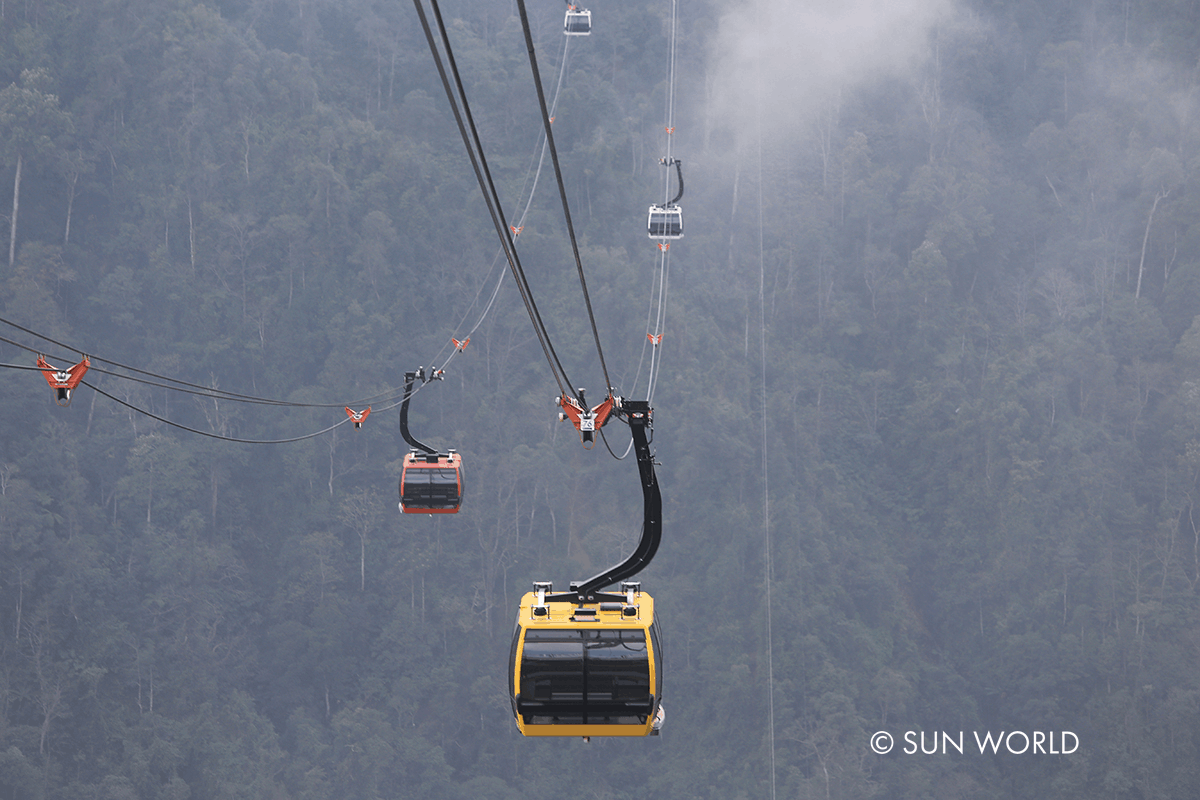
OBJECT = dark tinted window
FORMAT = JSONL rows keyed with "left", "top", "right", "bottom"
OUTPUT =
{"left": 649, "top": 618, "right": 663, "bottom": 697}
{"left": 508, "top": 626, "right": 521, "bottom": 715}
{"left": 517, "top": 628, "right": 651, "bottom": 725}
{"left": 401, "top": 466, "right": 461, "bottom": 509}
{"left": 649, "top": 211, "right": 682, "bottom": 237}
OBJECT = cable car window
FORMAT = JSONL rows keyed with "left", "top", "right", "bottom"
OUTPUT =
{"left": 402, "top": 467, "right": 461, "bottom": 508}
{"left": 524, "top": 639, "right": 586, "bottom": 693}
{"left": 649, "top": 620, "right": 664, "bottom": 697}
{"left": 585, "top": 631, "right": 649, "bottom": 702}
{"left": 431, "top": 468, "right": 458, "bottom": 485}
{"left": 508, "top": 626, "right": 521, "bottom": 710}
{"left": 518, "top": 629, "right": 650, "bottom": 725}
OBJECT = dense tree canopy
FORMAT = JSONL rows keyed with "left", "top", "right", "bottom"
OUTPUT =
{"left": 2, "top": 0, "right": 1200, "bottom": 798}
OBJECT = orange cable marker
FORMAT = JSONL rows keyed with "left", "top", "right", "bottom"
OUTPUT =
{"left": 37, "top": 354, "right": 90, "bottom": 406}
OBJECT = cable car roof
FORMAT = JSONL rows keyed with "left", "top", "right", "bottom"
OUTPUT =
{"left": 517, "top": 582, "right": 654, "bottom": 626}
{"left": 404, "top": 450, "right": 461, "bottom": 464}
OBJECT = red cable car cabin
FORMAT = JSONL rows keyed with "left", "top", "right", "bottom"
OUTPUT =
{"left": 399, "top": 450, "right": 463, "bottom": 514}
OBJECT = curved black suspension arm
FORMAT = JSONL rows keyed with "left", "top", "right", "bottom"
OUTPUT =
{"left": 548, "top": 399, "right": 661, "bottom": 603}
{"left": 399, "top": 370, "right": 437, "bottom": 455}
{"left": 667, "top": 158, "right": 684, "bottom": 206}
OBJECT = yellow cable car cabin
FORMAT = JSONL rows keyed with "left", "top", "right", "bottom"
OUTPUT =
{"left": 399, "top": 450, "right": 463, "bottom": 514}
{"left": 509, "top": 581, "right": 663, "bottom": 738}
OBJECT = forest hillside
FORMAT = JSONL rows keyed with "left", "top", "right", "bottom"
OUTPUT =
{"left": 3, "top": 0, "right": 1200, "bottom": 798}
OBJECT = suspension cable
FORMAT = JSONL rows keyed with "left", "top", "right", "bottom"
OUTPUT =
{"left": 663, "top": 0, "right": 679, "bottom": 194}
{"left": 415, "top": 0, "right": 580, "bottom": 403}
{"left": 754, "top": 0, "right": 778, "bottom": 790}
{"left": 421, "top": 32, "right": 573, "bottom": 374}
{"left": 83, "top": 379, "right": 356, "bottom": 444}
{"left": 0, "top": 326, "right": 412, "bottom": 443}
{"left": 643, "top": 0, "right": 680, "bottom": 404}
{"left": 515, "top": 0, "right": 614, "bottom": 396}
{"left": 613, "top": 0, "right": 682, "bottom": 448}
{"left": 512, "top": 33, "right": 571, "bottom": 236}
{"left": 0, "top": 322, "right": 401, "bottom": 409}
{"left": 647, "top": 247, "right": 670, "bottom": 402}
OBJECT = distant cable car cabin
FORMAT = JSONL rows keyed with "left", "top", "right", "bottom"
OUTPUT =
{"left": 509, "top": 399, "right": 664, "bottom": 738}
{"left": 510, "top": 581, "right": 663, "bottom": 737}
{"left": 647, "top": 205, "right": 683, "bottom": 239}
{"left": 648, "top": 158, "right": 684, "bottom": 240}
{"left": 564, "top": 6, "right": 591, "bottom": 35}
{"left": 398, "top": 367, "right": 464, "bottom": 515}
{"left": 400, "top": 450, "right": 463, "bottom": 514}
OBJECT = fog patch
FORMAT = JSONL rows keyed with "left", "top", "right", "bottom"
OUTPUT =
{"left": 706, "top": 0, "right": 957, "bottom": 150}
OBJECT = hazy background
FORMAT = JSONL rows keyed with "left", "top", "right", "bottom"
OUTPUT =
{"left": 3, "top": 0, "right": 1200, "bottom": 798}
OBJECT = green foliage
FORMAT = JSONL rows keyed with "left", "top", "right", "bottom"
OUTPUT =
{"left": 4, "top": 0, "right": 1200, "bottom": 798}
{"left": 0, "top": 68, "right": 72, "bottom": 162}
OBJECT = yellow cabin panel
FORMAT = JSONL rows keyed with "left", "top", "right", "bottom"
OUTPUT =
{"left": 509, "top": 590, "right": 662, "bottom": 738}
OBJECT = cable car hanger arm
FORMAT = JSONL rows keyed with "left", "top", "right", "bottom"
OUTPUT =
{"left": 664, "top": 157, "right": 684, "bottom": 206}
{"left": 399, "top": 368, "right": 439, "bottom": 454}
{"left": 545, "top": 399, "right": 661, "bottom": 603}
